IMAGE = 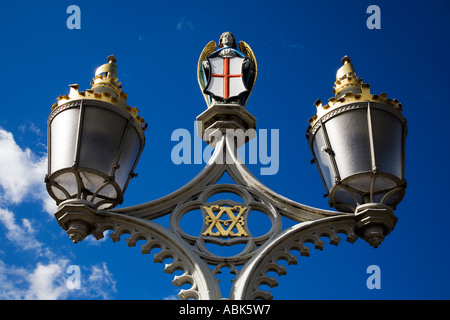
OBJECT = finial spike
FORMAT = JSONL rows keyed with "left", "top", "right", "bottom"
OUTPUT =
{"left": 334, "top": 56, "right": 361, "bottom": 99}
{"left": 92, "top": 55, "right": 120, "bottom": 96}
{"left": 341, "top": 56, "right": 351, "bottom": 65}
{"left": 336, "top": 56, "right": 355, "bottom": 80}
{"left": 107, "top": 55, "right": 117, "bottom": 64}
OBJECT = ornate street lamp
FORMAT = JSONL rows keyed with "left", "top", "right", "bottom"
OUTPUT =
{"left": 307, "top": 56, "right": 407, "bottom": 247}
{"left": 46, "top": 55, "right": 147, "bottom": 213}
{"left": 307, "top": 56, "right": 406, "bottom": 212}
{"left": 46, "top": 33, "right": 407, "bottom": 300}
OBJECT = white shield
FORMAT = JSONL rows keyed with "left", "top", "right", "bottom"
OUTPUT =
{"left": 205, "top": 56, "right": 248, "bottom": 100}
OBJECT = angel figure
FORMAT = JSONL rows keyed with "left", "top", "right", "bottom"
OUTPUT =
{"left": 197, "top": 32, "right": 257, "bottom": 107}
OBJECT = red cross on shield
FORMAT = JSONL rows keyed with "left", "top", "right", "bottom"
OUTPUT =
{"left": 204, "top": 56, "right": 248, "bottom": 100}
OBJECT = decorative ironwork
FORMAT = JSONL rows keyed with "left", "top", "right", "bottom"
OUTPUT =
{"left": 202, "top": 205, "right": 249, "bottom": 237}
{"left": 47, "top": 36, "right": 407, "bottom": 300}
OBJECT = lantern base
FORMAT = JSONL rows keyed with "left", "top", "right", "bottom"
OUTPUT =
{"left": 46, "top": 167, "right": 124, "bottom": 211}
{"left": 55, "top": 199, "right": 98, "bottom": 243}
{"left": 328, "top": 172, "right": 406, "bottom": 213}
{"left": 355, "top": 203, "right": 398, "bottom": 248}
{"left": 196, "top": 103, "right": 256, "bottom": 147}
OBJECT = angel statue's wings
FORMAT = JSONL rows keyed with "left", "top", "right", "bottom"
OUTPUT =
{"left": 197, "top": 40, "right": 216, "bottom": 107}
{"left": 197, "top": 39, "right": 258, "bottom": 108}
{"left": 238, "top": 41, "right": 258, "bottom": 107}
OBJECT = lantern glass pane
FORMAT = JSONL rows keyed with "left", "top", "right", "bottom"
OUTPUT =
{"left": 115, "top": 126, "right": 142, "bottom": 189}
{"left": 79, "top": 171, "right": 105, "bottom": 194}
{"left": 333, "top": 187, "right": 361, "bottom": 210}
{"left": 374, "top": 176, "right": 397, "bottom": 191}
{"left": 325, "top": 109, "right": 372, "bottom": 180}
{"left": 312, "top": 126, "right": 334, "bottom": 190}
{"left": 371, "top": 109, "right": 403, "bottom": 179}
{"left": 98, "top": 203, "right": 113, "bottom": 210}
{"left": 381, "top": 189, "right": 403, "bottom": 207}
{"left": 50, "top": 108, "right": 79, "bottom": 173}
{"left": 54, "top": 172, "right": 78, "bottom": 196}
{"left": 343, "top": 174, "right": 373, "bottom": 193}
{"left": 51, "top": 186, "right": 67, "bottom": 200}
{"left": 78, "top": 107, "right": 127, "bottom": 174}
{"left": 98, "top": 184, "right": 117, "bottom": 199}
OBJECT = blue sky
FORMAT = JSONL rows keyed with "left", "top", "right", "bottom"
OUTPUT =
{"left": 0, "top": 0, "right": 449, "bottom": 300}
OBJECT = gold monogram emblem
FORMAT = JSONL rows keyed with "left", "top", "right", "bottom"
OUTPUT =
{"left": 202, "top": 205, "right": 249, "bottom": 237}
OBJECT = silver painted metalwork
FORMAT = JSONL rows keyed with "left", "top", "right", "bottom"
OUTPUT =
{"left": 53, "top": 131, "right": 398, "bottom": 299}
{"left": 47, "top": 99, "right": 145, "bottom": 210}
{"left": 48, "top": 52, "right": 407, "bottom": 300}
{"left": 308, "top": 101, "right": 407, "bottom": 212}
{"left": 307, "top": 56, "right": 407, "bottom": 213}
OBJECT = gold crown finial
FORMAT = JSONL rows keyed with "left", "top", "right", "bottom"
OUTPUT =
{"left": 93, "top": 55, "right": 119, "bottom": 87}
{"left": 52, "top": 55, "right": 147, "bottom": 130}
{"left": 336, "top": 56, "right": 356, "bottom": 81}
{"left": 307, "top": 56, "right": 403, "bottom": 134}
{"left": 333, "top": 56, "right": 361, "bottom": 98}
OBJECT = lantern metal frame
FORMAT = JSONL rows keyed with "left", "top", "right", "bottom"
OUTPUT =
{"left": 307, "top": 101, "right": 407, "bottom": 213}
{"left": 46, "top": 98, "right": 145, "bottom": 210}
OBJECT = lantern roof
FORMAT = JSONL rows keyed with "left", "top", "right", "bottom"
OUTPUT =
{"left": 306, "top": 56, "right": 403, "bottom": 134}
{"left": 51, "top": 55, "right": 146, "bottom": 129}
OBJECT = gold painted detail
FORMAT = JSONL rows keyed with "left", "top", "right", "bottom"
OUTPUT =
{"left": 307, "top": 56, "right": 403, "bottom": 133}
{"left": 202, "top": 205, "right": 249, "bottom": 237}
{"left": 197, "top": 32, "right": 258, "bottom": 108}
{"left": 52, "top": 55, "right": 147, "bottom": 130}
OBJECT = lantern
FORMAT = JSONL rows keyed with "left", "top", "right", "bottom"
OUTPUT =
{"left": 46, "top": 56, "right": 146, "bottom": 210}
{"left": 307, "top": 57, "right": 407, "bottom": 213}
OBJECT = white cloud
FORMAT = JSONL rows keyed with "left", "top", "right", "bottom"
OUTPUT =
{"left": 0, "top": 128, "right": 117, "bottom": 300}
{"left": 83, "top": 230, "right": 110, "bottom": 246}
{"left": 177, "top": 18, "right": 194, "bottom": 31}
{"left": 24, "top": 260, "right": 70, "bottom": 300}
{"left": 0, "top": 128, "right": 56, "bottom": 215}
{"left": 19, "top": 120, "right": 43, "bottom": 137}
{"left": 277, "top": 32, "right": 305, "bottom": 52}
{"left": 0, "top": 259, "right": 70, "bottom": 300}
{"left": 0, "top": 208, "right": 43, "bottom": 252}
{"left": 83, "top": 262, "right": 117, "bottom": 299}
{"left": 0, "top": 259, "right": 117, "bottom": 300}
{"left": 0, "top": 260, "right": 28, "bottom": 299}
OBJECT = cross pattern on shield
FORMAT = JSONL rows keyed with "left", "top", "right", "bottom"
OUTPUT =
{"left": 205, "top": 56, "right": 248, "bottom": 100}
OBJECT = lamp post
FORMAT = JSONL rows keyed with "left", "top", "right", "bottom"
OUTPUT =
{"left": 306, "top": 56, "right": 407, "bottom": 247}
{"left": 46, "top": 33, "right": 407, "bottom": 300}
{"left": 46, "top": 55, "right": 146, "bottom": 242}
